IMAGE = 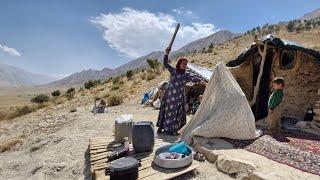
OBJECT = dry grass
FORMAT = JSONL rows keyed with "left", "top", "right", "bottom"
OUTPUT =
{"left": 0, "top": 139, "right": 23, "bottom": 153}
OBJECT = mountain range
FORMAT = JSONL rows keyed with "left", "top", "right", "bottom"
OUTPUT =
{"left": 50, "top": 30, "right": 239, "bottom": 86}
{"left": 2, "top": 8, "right": 320, "bottom": 87}
{"left": 0, "top": 62, "right": 56, "bottom": 87}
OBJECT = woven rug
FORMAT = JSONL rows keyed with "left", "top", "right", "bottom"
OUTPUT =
{"left": 224, "top": 129, "right": 320, "bottom": 176}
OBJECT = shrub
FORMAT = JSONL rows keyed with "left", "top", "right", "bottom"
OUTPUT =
{"left": 0, "top": 139, "right": 22, "bottom": 152}
{"left": 287, "top": 21, "right": 295, "bottom": 32}
{"left": 0, "top": 111, "right": 6, "bottom": 121}
{"left": 140, "top": 73, "right": 146, "bottom": 80}
{"left": 84, "top": 80, "right": 100, "bottom": 89}
{"left": 111, "top": 84, "right": 121, "bottom": 91}
{"left": 126, "top": 70, "right": 134, "bottom": 80}
{"left": 31, "top": 94, "right": 49, "bottom": 104}
{"left": 146, "top": 59, "right": 161, "bottom": 70}
{"left": 66, "top": 87, "right": 75, "bottom": 94}
{"left": 102, "top": 93, "right": 111, "bottom": 98}
{"left": 51, "top": 90, "right": 61, "bottom": 97}
{"left": 112, "top": 77, "right": 121, "bottom": 84}
{"left": 107, "top": 94, "right": 123, "bottom": 106}
{"left": 7, "top": 105, "right": 34, "bottom": 120}
{"left": 66, "top": 87, "right": 75, "bottom": 100}
{"left": 146, "top": 73, "right": 156, "bottom": 81}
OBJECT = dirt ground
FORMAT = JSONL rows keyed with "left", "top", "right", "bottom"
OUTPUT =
{"left": 1, "top": 95, "right": 319, "bottom": 180}
{"left": 0, "top": 98, "right": 234, "bottom": 180}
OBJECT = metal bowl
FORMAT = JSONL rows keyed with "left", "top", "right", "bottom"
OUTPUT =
{"left": 153, "top": 144, "right": 193, "bottom": 169}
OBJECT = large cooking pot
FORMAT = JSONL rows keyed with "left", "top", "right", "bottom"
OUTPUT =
{"left": 106, "top": 157, "right": 140, "bottom": 180}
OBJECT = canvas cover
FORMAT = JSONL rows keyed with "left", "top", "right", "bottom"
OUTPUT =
{"left": 180, "top": 62, "right": 256, "bottom": 143}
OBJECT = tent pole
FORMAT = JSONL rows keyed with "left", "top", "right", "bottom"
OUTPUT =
{"left": 249, "top": 42, "right": 268, "bottom": 106}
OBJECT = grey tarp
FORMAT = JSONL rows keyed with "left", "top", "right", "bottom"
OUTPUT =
{"left": 187, "top": 63, "right": 213, "bottom": 81}
{"left": 180, "top": 62, "right": 257, "bottom": 144}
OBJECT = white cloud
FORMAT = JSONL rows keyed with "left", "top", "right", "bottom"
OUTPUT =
{"left": 91, "top": 8, "right": 217, "bottom": 58}
{"left": 172, "top": 7, "right": 193, "bottom": 16}
{"left": 0, "top": 44, "right": 21, "bottom": 56}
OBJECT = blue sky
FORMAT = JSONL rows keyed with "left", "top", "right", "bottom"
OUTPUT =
{"left": 0, "top": 0, "right": 319, "bottom": 79}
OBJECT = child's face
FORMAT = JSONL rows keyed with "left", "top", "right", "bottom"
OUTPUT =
{"left": 273, "top": 83, "right": 283, "bottom": 90}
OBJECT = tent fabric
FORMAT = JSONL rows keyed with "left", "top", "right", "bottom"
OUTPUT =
{"left": 180, "top": 62, "right": 257, "bottom": 144}
{"left": 226, "top": 34, "right": 320, "bottom": 67}
{"left": 187, "top": 63, "right": 213, "bottom": 81}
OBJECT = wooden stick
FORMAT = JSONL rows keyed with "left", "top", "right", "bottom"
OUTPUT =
{"left": 168, "top": 23, "right": 180, "bottom": 50}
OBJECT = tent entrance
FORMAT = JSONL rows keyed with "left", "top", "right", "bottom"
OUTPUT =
{"left": 252, "top": 49, "right": 274, "bottom": 120}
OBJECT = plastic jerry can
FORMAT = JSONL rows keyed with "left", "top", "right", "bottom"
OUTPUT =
{"left": 132, "top": 121, "right": 155, "bottom": 152}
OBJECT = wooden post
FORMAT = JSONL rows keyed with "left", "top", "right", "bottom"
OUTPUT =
{"left": 249, "top": 42, "right": 268, "bottom": 106}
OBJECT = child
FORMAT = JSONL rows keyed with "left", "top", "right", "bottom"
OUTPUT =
{"left": 267, "top": 77, "right": 285, "bottom": 132}
{"left": 192, "top": 95, "right": 203, "bottom": 114}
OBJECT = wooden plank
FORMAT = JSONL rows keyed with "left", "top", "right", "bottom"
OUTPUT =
{"left": 90, "top": 136, "right": 196, "bottom": 180}
{"left": 139, "top": 163, "right": 199, "bottom": 180}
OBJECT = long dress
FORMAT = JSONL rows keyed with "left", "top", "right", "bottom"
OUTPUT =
{"left": 156, "top": 55, "right": 202, "bottom": 134}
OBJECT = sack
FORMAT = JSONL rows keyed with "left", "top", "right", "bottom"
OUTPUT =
{"left": 304, "top": 108, "right": 315, "bottom": 121}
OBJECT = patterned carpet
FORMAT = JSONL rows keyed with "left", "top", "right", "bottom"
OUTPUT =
{"left": 224, "top": 129, "right": 320, "bottom": 176}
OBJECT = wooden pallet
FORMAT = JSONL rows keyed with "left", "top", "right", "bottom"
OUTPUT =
{"left": 89, "top": 137, "right": 200, "bottom": 180}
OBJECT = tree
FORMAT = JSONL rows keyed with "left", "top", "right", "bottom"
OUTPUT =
{"left": 51, "top": 90, "right": 61, "bottom": 97}
{"left": 31, "top": 94, "right": 49, "bottom": 104}
{"left": 84, "top": 80, "right": 95, "bottom": 89}
{"left": 287, "top": 21, "right": 295, "bottom": 32}
{"left": 66, "top": 87, "right": 75, "bottom": 99}
{"left": 208, "top": 43, "right": 214, "bottom": 49}
{"left": 146, "top": 59, "right": 161, "bottom": 70}
{"left": 126, "top": 70, "right": 134, "bottom": 80}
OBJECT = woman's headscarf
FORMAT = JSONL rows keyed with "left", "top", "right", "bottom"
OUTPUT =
{"left": 176, "top": 58, "right": 188, "bottom": 73}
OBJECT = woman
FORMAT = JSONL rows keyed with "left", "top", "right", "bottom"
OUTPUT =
{"left": 156, "top": 47, "right": 204, "bottom": 135}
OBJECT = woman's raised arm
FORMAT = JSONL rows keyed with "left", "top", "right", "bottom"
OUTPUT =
{"left": 163, "top": 47, "right": 175, "bottom": 73}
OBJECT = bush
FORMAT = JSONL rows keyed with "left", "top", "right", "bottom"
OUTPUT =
{"left": 0, "top": 139, "right": 23, "bottom": 152}
{"left": 112, "top": 77, "right": 121, "bottom": 84}
{"left": 146, "top": 73, "right": 156, "bottom": 81}
{"left": 111, "top": 84, "right": 121, "bottom": 91}
{"left": 51, "top": 90, "right": 61, "bottom": 97}
{"left": 140, "top": 73, "right": 146, "bottom": 80}
{"left": 66, "top": 87, "right": 75, "bottom": 100}
{"left": 84, "top": 80, "right": 100, "bottom": 89}
{"left": 102, "top": 93, "right": 111, "bottom": 98}
{"left": 31, "top": 94, "right": 49, "bottom": 104}
{"left": 126, "top": 70, "right": 134, "bottom": 80}
{"left": 7, "top": 105, "right": 34, "bottom": 120}
{"left": 146, "top": 59, "right": 161, "bottom": 70}
{"left": 66, "top": 87, "right": 75, "bottom": 94}
{"left": 287, "top": 21, "right": 295, "bottom": 32}
{"left": 107, "top": 94, "right": 123, "bottom": 106}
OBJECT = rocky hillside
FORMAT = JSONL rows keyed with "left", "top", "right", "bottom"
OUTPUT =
{"left": 49, "top": 30, "right": 238, "bottom": 86}
{"left": 0, "top": 62, "right": 56, "bottom": 87}
{"left": 49, "top": 68, "right": 112, "bottom": 87}
{"left": 175, "top": 30, "right": 240, "bottom": 54}
{"left": 299, "top": 8, "right": 320, "bottom": 21}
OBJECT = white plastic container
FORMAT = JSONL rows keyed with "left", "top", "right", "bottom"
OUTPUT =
{"left": 115, "top": 114, "right": 133, "bottom": 143}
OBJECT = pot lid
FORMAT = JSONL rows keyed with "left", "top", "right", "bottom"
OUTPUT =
{"left": 110, "top": 157, "right": 139, "bottom": 172}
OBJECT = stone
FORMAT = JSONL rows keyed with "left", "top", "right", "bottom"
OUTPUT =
{"left": 194, "top": 145, "right": 220, "bottom": 163}
{"left": 216, "top": 154, "right": 256, "bottom": 179}
{"left": 317, "top": 89, "right": 320, "bottom": 96}
{"left": 313, "top": 108, "right": 320, "bottom": 115}
{"left": 295, "top": 121, "right": 311, "bottom": 129}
